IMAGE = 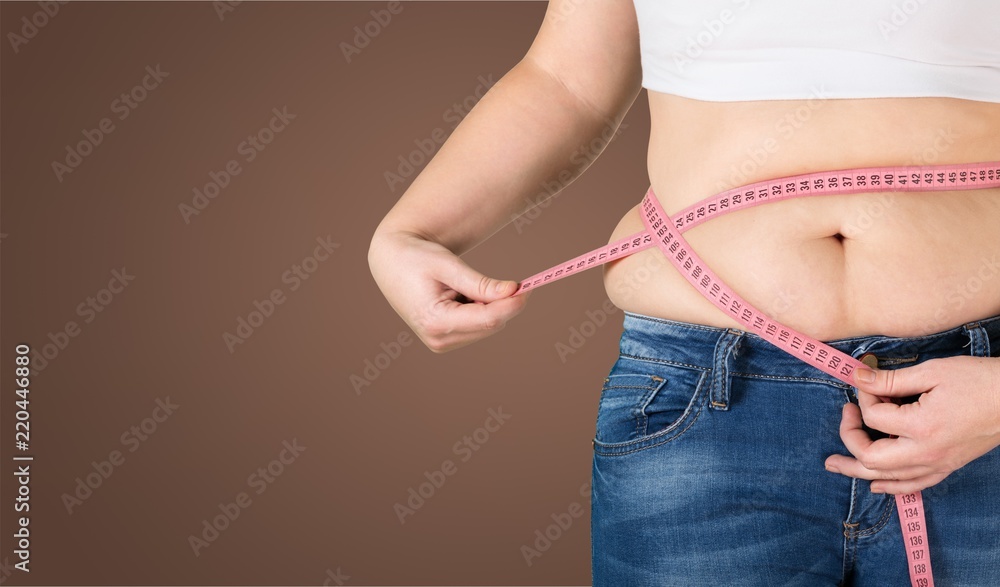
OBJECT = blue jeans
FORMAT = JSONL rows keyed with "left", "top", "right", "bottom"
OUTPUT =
{"left": 591, "top": 310, "right": 1000, "bottom": 586}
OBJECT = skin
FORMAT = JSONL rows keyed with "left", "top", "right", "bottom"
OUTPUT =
{"left": 368, "top": 0, "right": 1000, "bottom": 493}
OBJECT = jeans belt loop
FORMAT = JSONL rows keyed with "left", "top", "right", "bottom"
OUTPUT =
{"left": 962, "top": 321, "right": 990, "bottom": 358}
{"left": 709, "top": 329, "right": 744, "bottom": 411}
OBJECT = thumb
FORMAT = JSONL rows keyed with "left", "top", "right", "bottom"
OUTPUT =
{"left": 851, "top": 362, "right": 934, "bottom": 398}
{"left": 443, "top": 258, "right": 520, "bottom": 303}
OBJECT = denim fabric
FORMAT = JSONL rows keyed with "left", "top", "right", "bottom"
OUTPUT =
{"left": 591, "top": 310, "right": 1000, "bottom": 587}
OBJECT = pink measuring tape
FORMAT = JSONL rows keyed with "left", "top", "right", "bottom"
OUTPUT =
{"left": 511, "top": 160, "right": 1000, "bottom": 587}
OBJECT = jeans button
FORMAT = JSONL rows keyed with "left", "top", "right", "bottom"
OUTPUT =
{"left": 858, "top": 352, "right": 878, "bottom": 369}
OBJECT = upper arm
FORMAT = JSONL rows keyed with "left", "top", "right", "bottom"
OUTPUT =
{"left": 521, "top": 0, "right": 643, "bottom": 124}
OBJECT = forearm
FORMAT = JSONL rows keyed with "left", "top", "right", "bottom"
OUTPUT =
{"left": 371, "top": 58, "right": 635, "bottom": 256}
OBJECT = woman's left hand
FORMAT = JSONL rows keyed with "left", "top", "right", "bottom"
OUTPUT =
{"left": 824, "top": 355, "right": 1000, "bottom": 494}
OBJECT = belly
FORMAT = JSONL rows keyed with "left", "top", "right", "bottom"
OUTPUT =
{"left": 603, "top": 94, "right": 1000, "bottom": 340}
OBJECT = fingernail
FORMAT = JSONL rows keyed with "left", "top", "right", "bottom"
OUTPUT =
{"left": 854, "top": 368, "right": 876, "bottom": 384}
{"left": 871, "top": 484, "right": 883, "bottom": 494}
{"left": 825, "top": 462, "right": 840, "bottom": 474}
{"left": 495, "top": 281, "right": 511, "bottom": 293}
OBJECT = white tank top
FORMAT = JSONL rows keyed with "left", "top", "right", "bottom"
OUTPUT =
{"left": 632, "top": 0, "right": 1000, "bottom": 102}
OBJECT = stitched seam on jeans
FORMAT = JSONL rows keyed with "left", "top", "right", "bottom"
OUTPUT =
{"left": 636, "top": 396, "right": 646, "bottom": 439}
{"left": 730, "top": 371, "right": 853, "bottom": 389}
{"left": 711, "top": 335, "right": 740, "bottom": 407}
{"left": 593, "top": 403, "right": 704, "bottom": 456}
{"left": 855, "top": 499, "right": 895, "bottom": 538}
{"left": 594, "top": 392, "right": 704, "bottom": 452}
{"left": 593, "top": 373, "right": 708, "bottom": 455}
{"left": 602, "top": 384, "right": 657, "bottom": 391}
{"left": 843, "top": 533, "right": 858, "bottom": 585}
{"left": 618, "top": 353, "right": 709, "bottom": 372}
{"left": 636, "top": 377, "right": 666, "bottom": 439}
{"left": 842, "top": 479, "right": 860, "bottom": 583}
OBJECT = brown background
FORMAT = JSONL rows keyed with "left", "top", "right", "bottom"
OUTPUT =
{"left": 0, "top": 1, "right": 653, "bottom": 585}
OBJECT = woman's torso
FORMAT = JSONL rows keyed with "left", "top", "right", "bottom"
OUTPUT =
{"left": 602, "top": 93, "right": 1000, "bottom": 340}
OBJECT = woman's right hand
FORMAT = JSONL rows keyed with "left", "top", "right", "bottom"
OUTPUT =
{"left": 367, "top": 229, "right": 532, "bottom": 353}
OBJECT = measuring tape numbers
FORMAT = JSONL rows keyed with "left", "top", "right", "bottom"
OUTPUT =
{"left": 511, "top": 160, "right": 1000, "bottom": 587}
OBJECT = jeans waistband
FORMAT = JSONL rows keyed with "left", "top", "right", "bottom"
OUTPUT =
{"left": 619, "top": 310, "right": 1000, "bottom": 389}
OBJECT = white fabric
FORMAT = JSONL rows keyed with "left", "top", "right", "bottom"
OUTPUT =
{"left": 632, "top": 0, "right": 1000, "bottom": 102}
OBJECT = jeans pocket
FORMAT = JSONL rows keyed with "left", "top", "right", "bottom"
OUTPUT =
{"left": 593, "top": 355, "right": 709, "bottom": 456}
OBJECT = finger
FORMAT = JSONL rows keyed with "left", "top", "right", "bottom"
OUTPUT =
{"left": 856, "top": 390, "right": 912, "bottom": 437}
{"left": 825, "top": 453, "right": 929, "bottom": 482}
{"left": 438, "top": 257, "right": 522, "bottom": 303}
{"left": 851, "top": 362, "right": 936, "bottom": 398}
{"left": 414, "top": 294, "right": 531, "bottom": 353}
{"left": 857, "top": 388, "right": 884, "bottom": 411}
{"left": 837, "top": 402, "right": 878, "bottom": 459}
{"left": 871, "top": 472, "right": 948, "bottom": 495}
{"left": 430, "top": 293, "right": 530, "bottom": 338}
{"left": 837, "top": 403, "right": 916, "bottom": 471}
